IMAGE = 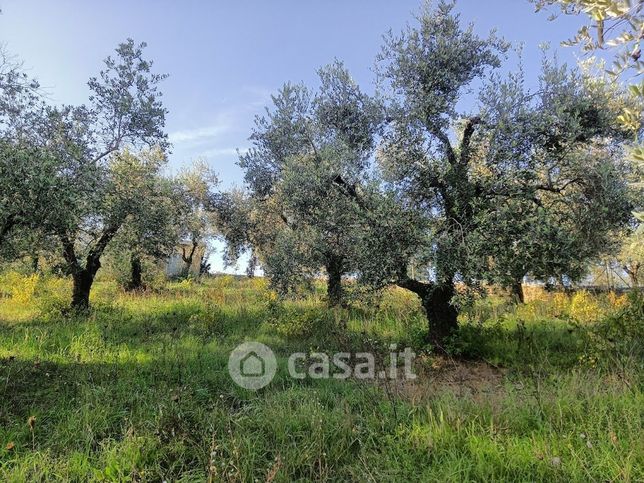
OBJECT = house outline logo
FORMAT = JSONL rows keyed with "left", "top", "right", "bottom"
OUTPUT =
{"left": 240, "top": 351, "right": 265, "bottom": 377}
{"left": 228, "top": 342, "right": 277, "bottom": 390}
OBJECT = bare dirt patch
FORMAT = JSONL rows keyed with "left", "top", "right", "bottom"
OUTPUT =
{"left": 378, "top": 356, "right": 508, "bottom": 405}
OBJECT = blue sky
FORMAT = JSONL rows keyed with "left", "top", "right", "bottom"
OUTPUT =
{"left": 0, "top": 0, "right": 584, "bottom": 272}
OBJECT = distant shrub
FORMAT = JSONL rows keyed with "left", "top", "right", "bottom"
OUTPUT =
{"left": 1, "top": 271, "right": 40, "bottom": 304}
{"left": 268, "top": 303, "right": 333, "bottom": 339}
{"left": 607, "top": 291, "right": 629, "bottom": 310}
{"left": 570, "top": 290, "right": 604, "bottom": 323}
{"left": 579, "top": 292, "right": 644, "bottom": 368}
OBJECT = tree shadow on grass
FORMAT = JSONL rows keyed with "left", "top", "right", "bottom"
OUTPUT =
{"left": 0, "top": 353, "right": 245, "bottom": 480}
{"left": 450, "top": 320, "right": 588, "bottom": 370}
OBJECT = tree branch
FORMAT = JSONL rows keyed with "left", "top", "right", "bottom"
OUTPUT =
{"left": 60, "top": 235, "right": 81, "bottom": 275}
{"left": 429, "top": 125, "right": 457, "bottom": 166}
{"left": 87, "top": 223, "right": 120, "bottom": 266}
{"left": 181, "top": 238, "right": 198, "bottom": 264}
{"left": 459, "top": 116, "right": 481, "bottom": 165}
{"left": 534, "top": 177, "right": 583, "bottom": 194}
{"left": 396, "top": 275, "right": 433, "bottom": 297}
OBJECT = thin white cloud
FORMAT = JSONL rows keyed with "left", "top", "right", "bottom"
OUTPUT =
{"left": 200, "top": 146, "right": 249, "bottom": 158}
{"left": 168, "top": 109, "right": 240, "bottom": 145}
{"left": 169, "top": 123, "right": 230, "bottom": 144}
{"left": 169, "top": 87, "right": 269, "bottom": 157}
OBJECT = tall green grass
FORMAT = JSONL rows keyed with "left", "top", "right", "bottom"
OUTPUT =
{"left": 0, "top": 275, "right": 641, "bottom": 481}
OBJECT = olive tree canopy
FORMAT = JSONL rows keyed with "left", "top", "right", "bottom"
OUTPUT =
{"left": 232, "top": 61, "right": 381, "bottom": 305}
{"left": 0, "top": 40, "right": 169, "bottom": 309}
{"left": 360, "top": 1, "right": 633, "bottom": 346}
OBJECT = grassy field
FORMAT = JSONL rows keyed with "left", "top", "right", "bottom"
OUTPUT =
{"left": 0, "top": 273, "right": 642, "bottom": 482}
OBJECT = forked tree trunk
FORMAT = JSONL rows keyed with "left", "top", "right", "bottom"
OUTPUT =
{"left": 326, "top": 255, "right": 344, "bottom": 307}
{"left": 398, "top": 278, "right": 458, "bottom": 350}
{"left": 63, "top": 224, "right": 120, "bottom": 311}
{"left": 70, "top": 250, "right": 103, "bottom": 310}
{"left": 71, "top": 269, "right": 96, "bottom": 310}
{"left": 181, "top": 239, "right": 199, "bottom": 278}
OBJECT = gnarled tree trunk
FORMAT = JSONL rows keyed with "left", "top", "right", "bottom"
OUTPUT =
{"left": 62, "top": 224, "right": 120, "bottom": 311}
{"left": 423, "top": 284, "right": 459, "bottom": 347}
{"left": 70, "top": 249, "right": 104, "bottom": 310}
{"left": 71, "top": 269, "right": 95, "bottom": 310}
{"left": 398, "top": 278, "right": 458, "bottom": 350}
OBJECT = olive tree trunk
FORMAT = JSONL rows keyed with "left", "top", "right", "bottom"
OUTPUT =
{"left": 511, "top": 280, "right": 525, "bottom": 304}
{"left": 62, "top": 224, "right": 120, "bottom": 311}
{"left": 181, "top": 239, "right": 199, "bottom": 278}
{"left": 126, "top": 255, "right": 143, "bottom": 291}
{"left": 398, "top": 278, "right": 458, "bottom": 350}
{"left": 326, "top": 255, "right": 344, "bottom": 307}
{"left": 71, "top": 269, "right": 96, "bottom": 310}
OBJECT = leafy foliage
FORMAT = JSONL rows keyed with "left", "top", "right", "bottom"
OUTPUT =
{"left": 533, "top": 1, "right": 643, "bottom": 67}
{"left": 0, "top": 40, "right": 170, "bottom": 308}
{"left": 171, "top": 160, "right": 220, "bottom": 278}
{"left": 104, "top": 149, "right": 179, "bottom": 289}
{"left": 230, "top": 61, "right": 382, "bottom": 304}
{"left": 357, "top": 1, "right": 633, "bottom": 344}
{"left": 533, "top": 0, "right": 644, "bottom": 287}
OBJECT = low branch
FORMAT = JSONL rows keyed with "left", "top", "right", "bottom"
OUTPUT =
{"left": 396, "top": 275, "right": 433, "bottom": 297}
{"left": 60, "top": 235, "right": 81, "bottom": 275}
{"left": 181, "top": 238, "right": 199, "bottom": 264}
{"left": 86, "top": 223, "right": 120, "bottom": 269}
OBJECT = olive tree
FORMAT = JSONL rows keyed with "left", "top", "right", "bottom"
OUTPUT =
{"left": 533, "top": 0, "right": 644, "bottom": 290}
{"left": 172, "top": 160, "right": 220, "bottom": 278}
{"left": 235, "top": 62, "right": 381, "bottom": 305}
{"left": 0, "top": 46, "right": 49, "bottom": 251}
{"left": 105, "top": 149, "right": 178, "bottom": 291}
{"left": 38, "top": 40, "right": 168, "bottom": 309}
{"left": 362, "top": 1, "right": 632, "bottom": 346}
